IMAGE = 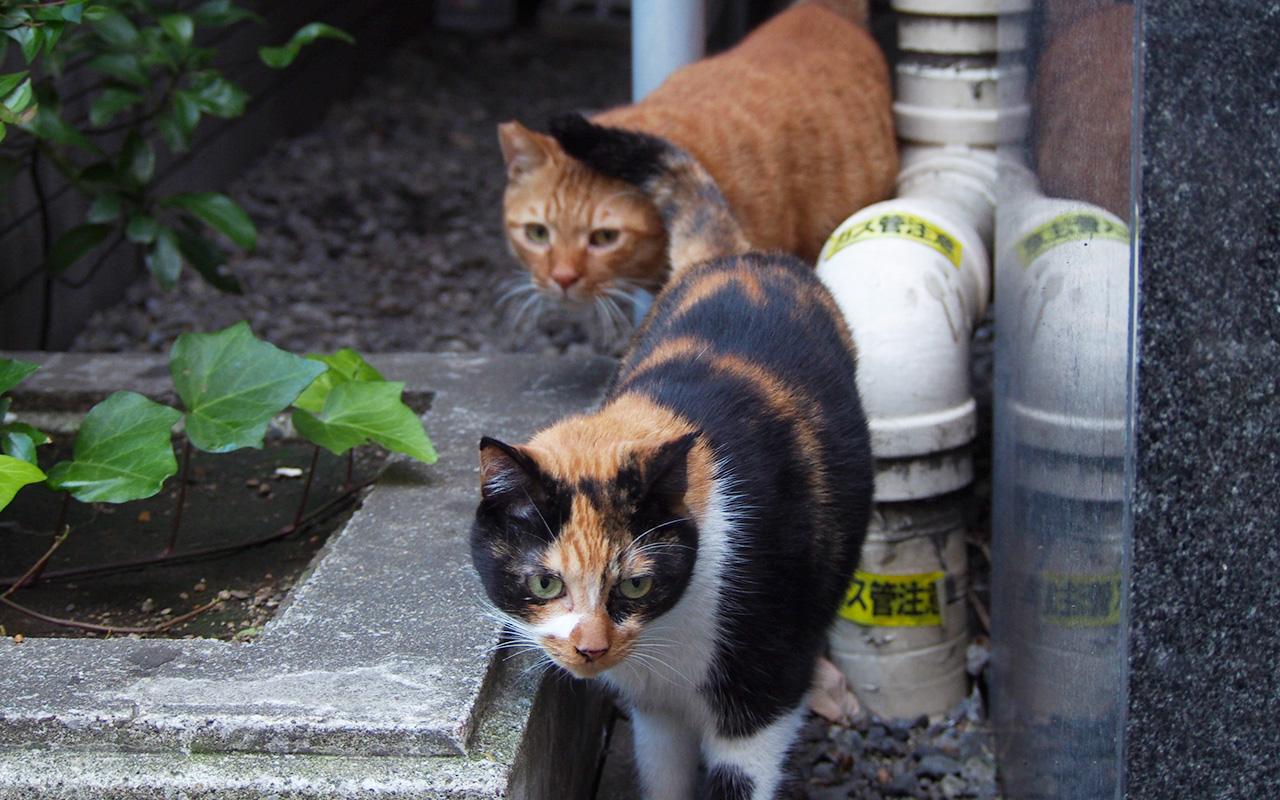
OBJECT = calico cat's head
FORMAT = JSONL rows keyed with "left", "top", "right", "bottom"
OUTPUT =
{"left": 497, "top": 120, "right": 668, "bottom": 306}
{"left": 470, "top": 427, "right": 700, "bottom": 679}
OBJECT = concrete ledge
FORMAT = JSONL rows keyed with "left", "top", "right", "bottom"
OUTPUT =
{"left": 0, "top": 352, "right": 618, "bottom": 799}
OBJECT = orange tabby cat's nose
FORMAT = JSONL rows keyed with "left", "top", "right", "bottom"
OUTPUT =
{"left": 551, "top": 267, "right": 579, "bottom": 292}
{"left": 576, "top": 645, "right": 609, "bottom": 662}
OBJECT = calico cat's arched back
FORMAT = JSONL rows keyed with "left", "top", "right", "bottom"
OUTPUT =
{"left": 473, "top": 117, "right": 874, "bottom": 800}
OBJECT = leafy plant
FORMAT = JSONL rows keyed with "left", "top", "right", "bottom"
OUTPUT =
{"left": 0, "top": 0, "right": 352, "bottom": 345}
{"left": 0, "top": 322, "right": 436, "bottom": 633}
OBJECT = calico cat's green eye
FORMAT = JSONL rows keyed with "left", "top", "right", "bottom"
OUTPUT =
{"left": 528, "top": 573, "right": 564, "bottom": 599}
{"left": 589, "top": 228, "right": 620, "bottom": 247}
{"left": 618, "top": 575, "right": 653, "bottom": 599}
{"left": 525, "top": 223, "right": 549, "bottom": 244}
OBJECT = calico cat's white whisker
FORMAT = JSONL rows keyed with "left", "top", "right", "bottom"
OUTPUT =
{"left": 622, "top": 518, "right": 693, "bottom": 561}
{"left": 521, "top": 486, "right": 556, "bottom": 540}
{"left": 626, "top": 650, "right": 699, "bottom": 691}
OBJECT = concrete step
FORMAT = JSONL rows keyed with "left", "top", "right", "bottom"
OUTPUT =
{"left": 0, "top": 351, "right": 618, "bottom": 799}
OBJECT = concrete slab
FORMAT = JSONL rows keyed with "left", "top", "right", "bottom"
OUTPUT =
{"left": 0, "top": 352, "right": 618, "bottom": 799}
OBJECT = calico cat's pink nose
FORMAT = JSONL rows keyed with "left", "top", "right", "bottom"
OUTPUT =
{"left": 576, "top": 646, "right": 608, "bottom": 662}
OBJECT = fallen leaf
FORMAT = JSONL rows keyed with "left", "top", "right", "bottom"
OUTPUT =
{"left": 808, "top": 656, "right": 861, "bottom": 723}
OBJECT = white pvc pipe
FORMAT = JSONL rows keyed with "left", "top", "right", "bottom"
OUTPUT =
{"left": 631, "top": 0, "right": 705, "bottom": 101}
{"left": 817, "top": 146, "right": 995, "bottom": 498}
{"left": 820, "top": 147, "right": 996, "bottom": 719}
{"left": 999, "top": 162, "right": 1132, "bottom": 468}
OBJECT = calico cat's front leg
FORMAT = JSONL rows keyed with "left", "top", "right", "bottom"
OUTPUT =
{"left": 702, "top": 704, "right": 806, "bottom": 800}
{"left": 630, "top": 708, "right": 700, "bottom": 800}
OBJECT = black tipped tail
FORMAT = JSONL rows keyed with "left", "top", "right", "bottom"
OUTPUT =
{"left": 548, "top": 113, "right": 670, "bottom": 187}
{"left": 548, "top": 113, "right": 751, "bottom": 274}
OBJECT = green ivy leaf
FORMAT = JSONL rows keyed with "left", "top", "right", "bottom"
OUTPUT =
{"left": 188, "top": 72, "right": 247, "bottom": 117}
{"left": 157, "top": 88, "right": 202, "bottom": 151}
{"left": 44, "top": 223, "right": 114, "bottom": 275}
{"left": 89, "top": 86, "right": 144, "bottom": 126}
{"left": 192, "top": 0, "right": 261, "bottom": 27}
{"left": 118, "top": 130, "right": 155, "bottom": 185}
{"left": 294, "top": 349, "right": 386, "bottom": 413}
{"left": 88, "top": 53, "right": 151, "bottom": 88}
{"left": 126, "top": 213, "right": 159, "bottom": 244}
{"left": 174, "top": 228, "right": 241, "bottom": 294}
{"left": 2, "top": 430, "right": 38, "bottom": 465}
{"left": 87, "top": 191, "right": 125, "bottom": 222}
{"left": 44, "top": 391, "right": 181, "bottom": 503}
{"left": 4, "top": 422, "right": 50, "bottom": 450}
{"left": 145, "top": 226, "right": 182, "bottom": 288}
{"left": 1, "top": 79, "right": 34, "bottom": 122}
{"left": 0, "top": 454, "right": 46, "bottom": 513}
{"left": 170, "top": 322, "right": 328, "bottom": 453}
{"left": 293, "top": 381, "right": 437, "bottom": 463}
{"left": 164, "top": 192, "right": 255, "bottom": 249}
{"left": 89, "top": 8, "right": 140, "bottom": 49}
{"left": 61, "top": 2, "right": 87, "bottom": 23}
{"left": 40, "top": 20, "right": 66, "bottom": 54}
{"left": 259, "top": 22, "right": 354, "bottom": 69}
{"left": 0, "top": 72, "right": 30, "bottom": 101}
{"left": 24, "top": 104, "right": 103, "bottom": 154}
{"left": 0, "top": 358, "right": 40, "bottom": 394}
{"left": 160, "top": 13, "right": 195, "bottom": 49}
{"left": 15, "top": 24, "right": 43, "bottom": 63}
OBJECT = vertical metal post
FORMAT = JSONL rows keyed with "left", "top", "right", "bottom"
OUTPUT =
{"left": 631, "top": 0, "right": 706, "bottom": 101}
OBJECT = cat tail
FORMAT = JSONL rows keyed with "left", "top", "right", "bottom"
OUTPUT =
{"left": 548, "top": 113, "right": 751, "bottom": 277}
{"left": 795, "top": 0, "right": 870, "bottom": 26}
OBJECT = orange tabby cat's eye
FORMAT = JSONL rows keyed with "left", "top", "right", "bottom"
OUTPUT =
{"left": 589, "top": 228, "right": 620, "bottom": 247}
{"left": 525, "top": 223, "right": 550, "bottom": 245}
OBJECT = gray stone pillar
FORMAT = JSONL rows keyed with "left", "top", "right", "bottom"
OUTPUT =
{"left": 1128, "top": 1, "right": 1280, "bottom": 797}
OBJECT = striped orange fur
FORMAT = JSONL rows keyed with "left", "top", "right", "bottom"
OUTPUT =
{"left": 497, "top": 0, "right": 897, "bottom": 312}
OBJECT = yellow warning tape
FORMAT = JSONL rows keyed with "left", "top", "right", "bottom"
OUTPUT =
{"left": 840, "top": 569, "right": 945, "bottom": 627}
{"left": 1039, "top": 571, "right": 1123, "bottom": 627}
{"left": 1016, "top": 212, "right": 1129, "bottom": 267}
{"left": 823, "top": 212, "right": 963, "bottom": 267}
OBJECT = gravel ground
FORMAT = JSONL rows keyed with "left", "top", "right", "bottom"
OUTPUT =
{"left": 69, "top": 21, "right": 1000, "bottom": 800}
{"left": 72, "top": 28, "right": 634, "bottom": 356}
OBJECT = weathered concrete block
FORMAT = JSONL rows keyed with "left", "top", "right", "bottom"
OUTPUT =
{"left": 0, "top": 352, "right": 617, "bottom": 799}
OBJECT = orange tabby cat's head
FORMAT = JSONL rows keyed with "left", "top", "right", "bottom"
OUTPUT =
{"left": 498, "top": 120, "right": 668, "bottom": 305}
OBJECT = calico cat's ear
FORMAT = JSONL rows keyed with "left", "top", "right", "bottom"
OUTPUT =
{"left": 497, "top": 120, "right": 555, "bottom": 181}
{"left": 478, "top": 437, "right": 547, "bottom": 512}
{"left": 638, "top": 433, "right": 699, "bottom": 510}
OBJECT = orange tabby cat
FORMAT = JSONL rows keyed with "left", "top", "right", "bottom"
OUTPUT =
{"left": 498, "top": 0, "right": 898, "bottom": 313}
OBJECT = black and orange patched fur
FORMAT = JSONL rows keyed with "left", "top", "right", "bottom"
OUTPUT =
{"left": 496, "top": 0, "right": 897, "bottom": 319}
{"left": 471, "top": 119, "right": 873, "bottom": 800}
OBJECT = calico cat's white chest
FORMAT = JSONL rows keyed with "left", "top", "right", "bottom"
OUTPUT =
{"left": 599, "top": 478, "right": 737, "bottom": 721}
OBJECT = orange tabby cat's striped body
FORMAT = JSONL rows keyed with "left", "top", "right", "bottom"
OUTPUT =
{"left": 498, "top": 0, "right": 897, "bottom": 309}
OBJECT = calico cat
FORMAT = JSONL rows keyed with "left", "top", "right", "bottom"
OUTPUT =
{"left": 497, "top": 0, "right": 897, "bottom": 315}
{"left": 471, "top": 118, "right": 873, "bottom": 800}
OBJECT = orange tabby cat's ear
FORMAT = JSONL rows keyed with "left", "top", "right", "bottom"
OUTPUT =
{"left": 497, "top": 121, "right": 558, "bottom": 182}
